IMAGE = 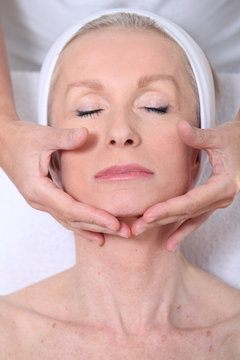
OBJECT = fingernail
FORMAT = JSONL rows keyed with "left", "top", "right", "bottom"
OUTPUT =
{"left": 118, "top": 229, "right": 130, "bottom": 238}
{"left": 135, "top": 226, "right": 147, "bottom": 236}
{"left": 145, "top": 217, "right": 156, "bottom": 224}
{"left": 72, "top": 128, "right": 82, "bottom": 139}
{"left": 107, "top": 225, "right": 118, "bottom": 232}
{"left": 172, "top": 244, "right": 178, "bottom": 252}
{"left": 106, "top": 222, "right": 119, "bottom": 232}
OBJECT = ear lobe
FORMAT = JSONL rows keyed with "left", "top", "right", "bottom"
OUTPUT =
{"left": 49, "top": 150, "right": 62, "bottom": 188}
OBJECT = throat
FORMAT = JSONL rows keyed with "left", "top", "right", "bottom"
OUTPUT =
{"left": 64, "top": 224, "right": 187, "bottom": 334}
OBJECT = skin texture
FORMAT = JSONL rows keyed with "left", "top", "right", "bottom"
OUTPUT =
{"left": 0, "top": 19, "right": 240, "bottom": 247}
{"left": 1, "top": 28, "right": 240, "bottom": 359}
{"left": 50, "top": 27, "right": 199, "bottom": 221}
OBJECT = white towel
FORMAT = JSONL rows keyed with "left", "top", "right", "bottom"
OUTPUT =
{"left": 0, "top": 71, "right": 239, "bottom": 294}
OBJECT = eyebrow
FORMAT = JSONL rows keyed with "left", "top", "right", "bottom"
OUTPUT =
{"left": 66, "top": 73, "right": 179, "bottom": 93}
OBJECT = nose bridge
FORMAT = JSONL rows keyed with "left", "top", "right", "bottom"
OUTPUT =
{"left": 105, "top": 108, "right": 141, "bottom": 147}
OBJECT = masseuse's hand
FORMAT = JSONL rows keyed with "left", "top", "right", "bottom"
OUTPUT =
{"left": 131, "top": 109, "right": 240, "bottom": 251}
{"left": 0, "top": 119, "right": 130, "bottom": 243}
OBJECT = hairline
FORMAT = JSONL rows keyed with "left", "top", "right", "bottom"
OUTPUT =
{"left": 48, "top": 23, "right": 200, "bottom": 125}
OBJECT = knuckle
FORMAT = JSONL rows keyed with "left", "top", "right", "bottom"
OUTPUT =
{"left": 83, "top": 217, "right": 96, "bottom": 225}
{"left": 57, "top": 219, "right": 72, "bottom": 231}
{"left": 197, "top": 128, "right": 213, "bottom": 146}
{"left": 220, "top": 199, "right": 232, "bottom": 209}
{"left": 224, "top": 180, "right": 239, "bottom": 203}
{"left": 62, "top": 208, "right": 76, "bottom": 223}
{"left": 62, "top": 203, "right": 96, "bottom": 227}
{"left": 199, "top": 130, "right": 209, "bottom": 143}
{"left": 207, "top": 129, "right": 221, "bottom": 147}
{"left": 21, "top": 183, "right": 37, "bottom": 205}
{"left": 184, "top": 194, "right": 198, "bottom": 216}
{"left": 161, "top": 206, "right": 171, "bottom": 218}
{"left": 67, "top": 220, "right": 79, "bottom": 229}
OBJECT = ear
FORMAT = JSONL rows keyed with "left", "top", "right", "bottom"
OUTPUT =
{"left": 49, "top": 150, "right": 62, "bottom": 188}
{"left": 189, "top": 148, "right": 200, "bottom": 188}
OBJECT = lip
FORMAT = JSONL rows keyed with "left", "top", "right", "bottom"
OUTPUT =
{"left": 94, "top": 163, "right": 154, "bottom": 181}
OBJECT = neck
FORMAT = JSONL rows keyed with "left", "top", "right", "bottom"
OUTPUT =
{"left": 64, "top": 218, "right": 192, "bottom": 335}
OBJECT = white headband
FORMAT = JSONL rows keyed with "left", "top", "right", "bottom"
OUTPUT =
{"left": 38, "top": 8, "right": 215, "bottom": 184}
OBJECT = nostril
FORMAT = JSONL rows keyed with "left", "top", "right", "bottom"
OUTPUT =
{"left": 109, "top": 138, "right": 134, "bottom": 146}
{"left": 125, "top": 139, "right": 133, "bottom": 145}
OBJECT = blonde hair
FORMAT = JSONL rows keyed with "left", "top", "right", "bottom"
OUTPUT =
{"left": 48, "top": 12, "right": 219, "bottom": 124}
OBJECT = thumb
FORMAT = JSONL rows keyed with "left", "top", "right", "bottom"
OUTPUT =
{"left": 177, "top": 120, "right": 219, "bottom": 150}
{"left": 46, "top": 127, "right": 89, "bottom": 151}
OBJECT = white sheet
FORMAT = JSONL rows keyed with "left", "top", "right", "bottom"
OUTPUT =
{"left": 0, "top": 71, "right": 239, "bottom": 294}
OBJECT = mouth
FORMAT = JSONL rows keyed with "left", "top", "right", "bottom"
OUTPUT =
{"left": 94, "top": 163, "right": 154, "bottom": 181}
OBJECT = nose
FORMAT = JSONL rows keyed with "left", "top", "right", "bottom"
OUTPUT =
{"left": 105, "top": 110, "right": 141, "bottom": 148}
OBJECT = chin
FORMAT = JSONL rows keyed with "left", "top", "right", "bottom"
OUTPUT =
{"left": 98, "top": 201, "right": 146, "bottom": 218}
{"left": 94, "top": 191, "right": 158, "bottom": 218}
{"left": 64, "top": 178, "right": 190, "bottom": 218}
{"left": 105, "top": 206, "right": 144, "bottom": 218}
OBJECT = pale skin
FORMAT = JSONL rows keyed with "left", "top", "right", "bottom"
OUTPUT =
{"left": 0, "top": 28, "right": 240, "bottom": 359}
{"left": 0, "top": 20, "right": 240, "bottom": 249}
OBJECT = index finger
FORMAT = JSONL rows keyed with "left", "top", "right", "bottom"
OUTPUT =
{"left": 29, "top": 177, "right": 121, "bottom": 232}
{"left": 142, "top": 175, "right": 230, "bottom": 223}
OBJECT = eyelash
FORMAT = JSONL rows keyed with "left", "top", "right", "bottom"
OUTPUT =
{"left": 76, "top": 109, "right": 103, "bottom": 118}
{"left": 76, "top": 106, "right": 169, "bottom": 118}
{"left": 145, "top": 106, "right": 169, "bottom": 114}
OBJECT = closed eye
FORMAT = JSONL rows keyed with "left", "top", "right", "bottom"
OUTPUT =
{"left": 76, "top": 106, "right": 169, "bottom": 118}
{"left": 144, "top": 106, "right": 169, "bottom": 114}
{"left": 76, "top": 109, "right": 103, "bottom": 118}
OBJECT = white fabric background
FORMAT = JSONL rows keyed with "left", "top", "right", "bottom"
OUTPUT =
{"left": 0, "top": 71, "right": 239, "bottom": 295}
{"left": 0, "top": 0, "right": 240, "bottom": 72}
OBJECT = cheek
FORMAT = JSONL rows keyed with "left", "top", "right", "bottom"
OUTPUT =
{"left": 149, "top": 128, "right": 192, "bottom": 197}
{"left": 60, "top": 150, "right": 92, "bottom": 203}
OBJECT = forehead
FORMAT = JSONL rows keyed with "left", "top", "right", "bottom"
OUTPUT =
{"left": 58, "top": 28, "right": 185, "bottom": 83}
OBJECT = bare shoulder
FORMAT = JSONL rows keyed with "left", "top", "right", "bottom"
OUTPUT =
{"left": 207, "top": 279, "right": 240, "bottom": 359}
{"left": 219, "top": 312, "right": 240, "bottom": 359}
{"left": 0, "top": 268, "right": 72, "bottom": 332}
{"left": 190, "top": 261, "right": 240, "bottom": 323}
{"left": 0, "top": 271, "right": 68, "bottom": 357}
{"left": 0, "top": 291, "right": 47, "bottom": 358}
{"left": 0, "top": 294, "right": 22, "bottom": 355}
{"left": 0, "top": 293, "right": 20, "bottom": 328}
{"left": 0, "top": 268, "right": 72, "bottom": 315}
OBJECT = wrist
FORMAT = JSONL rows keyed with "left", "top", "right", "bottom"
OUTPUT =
{"left": 0, "top": 114, "right": 21, "bottom": 173}
{"left": 0, "top": 104, "right": 18, "bottom": 121}
{"left": 0, "top": 113, "right": 20, "bottom": 141}
{"left": 0, "top": 112, "right": 20, "bottom": 152}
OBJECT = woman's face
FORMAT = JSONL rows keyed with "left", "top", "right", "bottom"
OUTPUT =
{"left": 51, "top": 28, "right": 199, "bottom": 218}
